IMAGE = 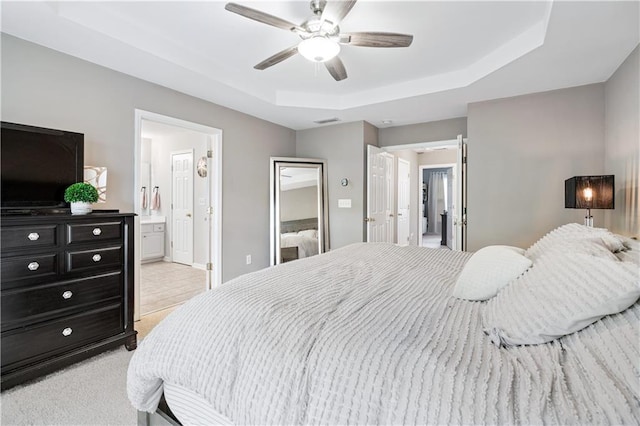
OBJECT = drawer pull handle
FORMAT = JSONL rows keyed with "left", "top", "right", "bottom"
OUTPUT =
{"left": 92, "top": 254, "right": 102, "bottom": 262}
{"left": 62, "top": 290, "right": 73, "bottom": 299}
{"left": 28, "top": 232, "right": 40, "bottom": 241}
{"left": 27, "top": 262, "right": 40, "bottom": 271}
{"left": 92, "top": 228, "right": 102, "bottom": 236}
{"left": 62, "top": 327, "right": 73, "bottom": 337}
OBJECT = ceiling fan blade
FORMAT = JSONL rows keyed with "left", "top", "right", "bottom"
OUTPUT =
{"left": 324, "top": 56, "right": 347, "bottom": 81}
{"left": 225, "top": 3, "right": 303, "bottom": 32}
{"left": 321, "top": 0, "right": 358, "bottom": 26}
{"left": 341, "top": 32, "right": 413, "bottom": 48}
{"left": 254, "top": 46, "right": 299, "bottom": 70}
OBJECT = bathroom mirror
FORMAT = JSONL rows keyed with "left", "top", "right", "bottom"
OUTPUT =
{"left": 270, "top": 157, "right": 329, "bottom": 265}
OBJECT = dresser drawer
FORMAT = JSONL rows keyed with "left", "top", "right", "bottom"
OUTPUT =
{"left": 65, "top": 246, "right": 122, "bottom": 273}
{"left": 66, "top": 221, "right": 122, "bottom": 244}
{"left": 1, "top": 272, "right": 122, "bottom": 329}
{"left": 1, "top": 254, "right": 58, "bottom": 287}
{"left": 1, "top": 225, "right": 57, "bottom": 251}
{"left": 1, "top": 304, "right": 123, "bottom": 369}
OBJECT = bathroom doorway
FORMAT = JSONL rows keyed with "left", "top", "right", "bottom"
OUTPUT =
{"left": 134, "top": 110, "right": 222, "bottom": 322}
{"left": 420, "top": 164, "right": 455, "bottom": 249}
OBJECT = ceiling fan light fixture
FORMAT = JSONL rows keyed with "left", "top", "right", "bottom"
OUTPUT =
{"left": 298, "top": 36, "right": 340, "bottom": 63}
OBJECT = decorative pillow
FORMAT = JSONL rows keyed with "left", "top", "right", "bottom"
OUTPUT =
{"left": 483, "top": 251, "right": 640, "bottom": 347}
{"left": 525, "top": 223, "right": 624, "bottom": 262}
{"left": 600, "top": 234, "right": 626, "bottom": 253}
{"left": 451, "top": 245, "right": 532, "bottom": 301}
{"left": 615, "top": 236, "right": 640, "bottom": 265}
{"left": 559, "top": 237, "right": 621, "bottom": 261}
{"left": 298, "top": 229, "right": 318, "bottom": 239}
{"left": 620, "top": 235, "right": 639, "bottom": 251}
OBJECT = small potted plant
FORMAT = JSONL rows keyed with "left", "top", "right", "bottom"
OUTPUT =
{"left": 64, "top": 182, "right": 99, "bottom": 215}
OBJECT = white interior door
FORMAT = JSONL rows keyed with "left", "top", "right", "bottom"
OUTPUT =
{"left": 171, "top": 150, "right": 194, "bottom": 265}
{"left": 367, "top": 145, "right": 394, "bottom": 242}
{"left": 397, "top": 158, "right": 411, "bottom": 246}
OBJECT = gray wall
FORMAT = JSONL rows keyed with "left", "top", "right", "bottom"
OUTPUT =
{"left": 467, "top": 84, "right": 606, "bottom": 251}
{"left": 1, "top": 34, "right": 296, "bottom": 282}
{"left": 605, "top": 45, "right": 639, "bottom": 237}
{"left": 296, "top": 121, "right": 371, "bottom": 249}
{"left": 280, "top": 186, "right": 318, "bottom": 222}
{"left": 418, "top": 149, "right": 457, "bottom": 165}
{"left": 378, "top": 117, "right": 467, "bottom": 146}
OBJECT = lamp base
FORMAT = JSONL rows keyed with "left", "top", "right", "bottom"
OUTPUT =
{"left": 584, "top": 209, "right": 593, "bottom": 227}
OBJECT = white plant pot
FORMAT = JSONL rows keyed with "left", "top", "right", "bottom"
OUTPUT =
{"left": 70, "top": 201, "right": 93, "bottom": 215}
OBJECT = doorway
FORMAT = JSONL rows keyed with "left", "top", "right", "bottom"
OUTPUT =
{"left": 134, "top": 110, "right": 222, "bottom": 322}
{"left": 420, "top": 164, "right": 455, "bottom": 249}
{"left": 366, "top": 136, "right": 466, "bottom": 250}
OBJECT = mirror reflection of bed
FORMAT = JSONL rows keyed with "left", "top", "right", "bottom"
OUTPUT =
{"left": 280, "top": 218, "right": 319, "bottom": 262}
{"left": 271, "top": 157, "right": 329, "bottom": 265}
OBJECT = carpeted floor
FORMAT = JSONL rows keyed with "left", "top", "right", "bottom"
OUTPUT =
{"left": 1, "top": 348, "right": 136, "bottom": 425}
{"left": 1, "top": 307, "right": 176, "bottom": 426}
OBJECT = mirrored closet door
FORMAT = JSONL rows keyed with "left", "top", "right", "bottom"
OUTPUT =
{"left": 270, "top": 157, "right": 329, "bottom": 265}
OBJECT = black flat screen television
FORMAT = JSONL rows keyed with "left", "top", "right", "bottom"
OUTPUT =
{"left": 1, "top": 122, "right": 84, "bottom": 211}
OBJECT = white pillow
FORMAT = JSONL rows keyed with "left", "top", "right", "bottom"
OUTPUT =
{"left": 615, "top": 236, "right": 640, "bottom": 265}
{"left": 601, "top": 233, "right": 626, "bottom": 253}
{"left": 483, "top": 252, "right": 640, "bottom": 347}
{"left": 452, "top": 245, "right": 532, "bottom": 301}
{"left": 298, "top": 229, "right": 318, "bottom": 239}
{"left": 525, "top": 223, "right": 624, "bottom": 262}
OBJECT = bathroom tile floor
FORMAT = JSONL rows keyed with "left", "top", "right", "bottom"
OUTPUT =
{"left": 140, "top": 261, "right": 206, "bottom": 315}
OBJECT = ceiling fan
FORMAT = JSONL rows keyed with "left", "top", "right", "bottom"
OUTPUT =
{"left": 225, "top": 0, "right": 413, "bottom": 81}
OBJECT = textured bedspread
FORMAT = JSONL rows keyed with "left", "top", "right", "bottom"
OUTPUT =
{"left": 281, "top": 233, "right": 318, "bottom": 258}
{"left": 128, "top": 243, "right": 640, "bottom": 425}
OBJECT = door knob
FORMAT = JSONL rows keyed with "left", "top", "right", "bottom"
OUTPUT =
{"left": 186, "top": 213, "right": 192, "bottom": 217}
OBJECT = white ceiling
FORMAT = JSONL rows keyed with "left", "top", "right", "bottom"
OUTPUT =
{"left": 2, "top": 1, "right": 638, "bottom": 130}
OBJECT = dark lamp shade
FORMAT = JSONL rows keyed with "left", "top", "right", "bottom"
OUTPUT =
{"left": 565, "top": 175, "right": 614, "bottom": 209}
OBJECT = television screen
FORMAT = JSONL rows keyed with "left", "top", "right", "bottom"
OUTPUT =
{"left": 1, "top": 122, "right": 84, "bottom": 209}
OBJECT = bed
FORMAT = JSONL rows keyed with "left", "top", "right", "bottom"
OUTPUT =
{"left": 280, "top": 218, "right": 320, "bottom": 261}
{"left": 128, "top": 223, "right": 640, "bottom": 425}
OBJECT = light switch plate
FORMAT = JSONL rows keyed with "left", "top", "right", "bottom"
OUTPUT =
{"left": 338, "top": 199, "right": 352, "bottom": 208}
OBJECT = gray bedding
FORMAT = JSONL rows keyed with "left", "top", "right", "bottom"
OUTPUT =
{"left": 128, "top": 243, "right": 639, "bottom": 425}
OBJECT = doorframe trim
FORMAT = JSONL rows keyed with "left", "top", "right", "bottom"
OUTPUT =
{"left": 133, "top": 110, "right": 222, "bottom": 321}
{"left": 396, "top": 157, "right": 411, "bottom": 246}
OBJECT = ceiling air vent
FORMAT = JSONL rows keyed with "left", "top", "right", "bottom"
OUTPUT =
{"left": 313, "top": 117, "right": 341, "bottom": 125}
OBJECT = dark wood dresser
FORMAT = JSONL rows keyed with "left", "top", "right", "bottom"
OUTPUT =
{"left": 0, "top": 212, "right": 136, "bottom": 390}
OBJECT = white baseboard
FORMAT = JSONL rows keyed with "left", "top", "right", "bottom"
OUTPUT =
{"left": 192, "top": 263, "right": 206, "bottom": 270}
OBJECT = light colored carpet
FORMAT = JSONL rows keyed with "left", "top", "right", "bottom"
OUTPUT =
{"left": 1, "top": 308, "right": 176, "bottom": 426}
{"left": 1, "top": 348, "right": 136, "bottom": 426}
